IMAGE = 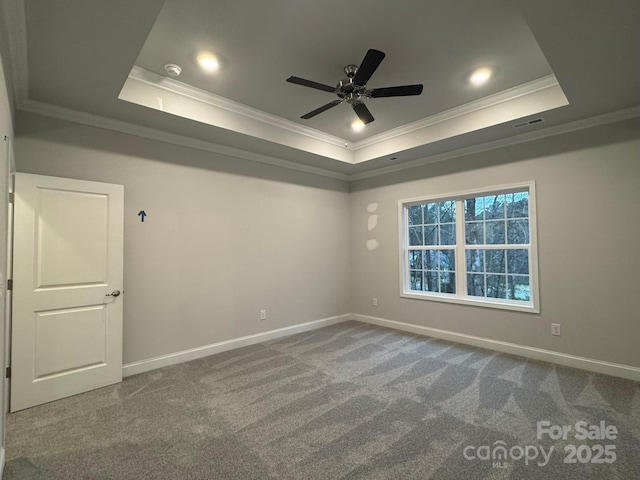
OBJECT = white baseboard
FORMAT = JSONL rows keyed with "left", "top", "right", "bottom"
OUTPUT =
{"left": 122, "top": 312, "right": 640, "bottom": 381}
{"left": 0, "top": 446, "right": 5, "bottom": 480}
{"left": 122, "top": 314, "right": 352, "bottom": 377}
{"left": 353, "top": 313, "right": 640, "bottom": 382}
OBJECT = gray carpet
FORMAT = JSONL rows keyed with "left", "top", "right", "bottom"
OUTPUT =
{"left": 4, "top": 320, "right": 640, "bottom": 479}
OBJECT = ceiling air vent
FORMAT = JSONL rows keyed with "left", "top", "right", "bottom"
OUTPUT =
{"left": 512, "top": 117, "right": 545, "bottom": 129}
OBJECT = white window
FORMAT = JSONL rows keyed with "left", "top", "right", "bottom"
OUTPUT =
{"left": 399, "top": 182, "right": 539, "bottom": 312}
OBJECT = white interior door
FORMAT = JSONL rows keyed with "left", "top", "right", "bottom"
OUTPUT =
{"left": 11, "top": 173, "right": 124, "bottom": 411}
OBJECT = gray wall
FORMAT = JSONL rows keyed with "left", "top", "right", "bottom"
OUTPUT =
{"left": 12, "top": 111, "right": 640, "bottom": 373}
{"left": 350, "top": 119, "right": 640, "bottom": 368}
{"left": 15, "top": 112, "right": 351, "bottom": 365}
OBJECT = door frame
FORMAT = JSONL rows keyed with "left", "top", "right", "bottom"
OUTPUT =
{"left": 9, "top": 172, "right": 124, "bottom": 411}
{"left": 3, "top": 169, "right": 13, "bottom": 415}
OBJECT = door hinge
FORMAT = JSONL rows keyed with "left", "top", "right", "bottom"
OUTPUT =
{"left": 8, "top": 192, "right": 14, "bottom": 204}
{"left": 7, "top": 279, "right": 12, "bottom": 291}
{"left": 5, "top": 367, "right": 10, "bottom": 379}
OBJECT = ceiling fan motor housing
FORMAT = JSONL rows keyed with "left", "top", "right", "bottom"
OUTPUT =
{"left": 337, "top": 75, "right": 369, "bottom": 104}
{"left": 286, "top": 49, "right": 423, "bottom": 124}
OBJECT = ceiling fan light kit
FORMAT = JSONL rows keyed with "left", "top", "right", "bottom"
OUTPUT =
{"left": 287, "top": 49, "right": 424, "bottom": 125}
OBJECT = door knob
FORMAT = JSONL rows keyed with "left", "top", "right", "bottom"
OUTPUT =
{"left": 105, "top": 290, "right": 121, "bottom": 297}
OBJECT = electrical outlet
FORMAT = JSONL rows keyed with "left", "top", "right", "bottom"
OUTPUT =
{"left": 260, "top": 310, "right": 267, "bottom": 320}
{"left": 551, "top": 323, "right": 561, "bottom": 336}
{"left": 372, "top": 297, "right": 378, "bottom": 306}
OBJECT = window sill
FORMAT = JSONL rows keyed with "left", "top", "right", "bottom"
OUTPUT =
{"left": 400, "top": 291, "right": 540, "bottom": 314}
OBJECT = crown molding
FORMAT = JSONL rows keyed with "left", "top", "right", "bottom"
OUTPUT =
{"left": 127, "top": 67, "right": 562, "bottom": 159}
{"left": 352, "top": 75, "right": 560, "bottom": 151}
{"left": 0, "top": 0, "right": 28, "bottom": 108}
{"left": 18, "top": 99, "right": 639, "bottom": 184}
{"left": 129, "top": 66, "right": 354, "bottom": 150}
{"left": 349, "top": 105, "right": 640, "bottom": 181}
{"left": 17, "top": 99, "right": 351, "bottom": 181}
{"left": 122, "top": 68, "right": 569, "bottom": 166}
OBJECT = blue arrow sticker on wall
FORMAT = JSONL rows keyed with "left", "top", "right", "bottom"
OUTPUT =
{"left": 138, "top": 210, "right": 147, "bottom": 222}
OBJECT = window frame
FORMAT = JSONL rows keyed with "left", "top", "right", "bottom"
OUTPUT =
{"left": 398, "top": 181, "right": 540, "bottom": 313}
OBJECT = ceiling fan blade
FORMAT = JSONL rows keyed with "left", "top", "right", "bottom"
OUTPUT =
{"left": 301, "top": 100, "right": 343, "bottom": 119}
{"left": 353, "top": 49, "right": 385, "bottom": 86}
{"left": 369, "top": 84, "right": 424, "bottom": 98}
{"left": 352, "top": 102, "right": 374, "bottom": 124}
{"left": 286, "top": 76, "right": 336, "bottom": 93}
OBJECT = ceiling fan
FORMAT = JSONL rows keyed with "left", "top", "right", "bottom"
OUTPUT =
{"left": 286, "top": 49, "right": 423, "bottom": 125}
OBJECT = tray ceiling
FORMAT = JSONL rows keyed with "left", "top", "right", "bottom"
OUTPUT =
{"left": 4, "top": 0, "right": 639, "bottom": 178}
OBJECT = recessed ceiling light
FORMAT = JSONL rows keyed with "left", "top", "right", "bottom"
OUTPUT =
{"left": 351, "top": 120, "right": 365, "bottom": 132}
{"left": 470, "top": 68, "right": 492, "bottom": 86}
{"left": 197, "top": 53, "right": 220, "bottom": 72}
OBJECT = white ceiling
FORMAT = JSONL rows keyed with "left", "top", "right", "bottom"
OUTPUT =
{"left": 4, "top": 0, "right": 640, "bottom": 179}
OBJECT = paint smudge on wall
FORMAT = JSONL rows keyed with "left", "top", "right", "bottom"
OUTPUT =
{"left": 367, "top": 215, "right": 378, "bottom": 231}
{"left": 366, "top": 203, "right": 379, "bottom": 250}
